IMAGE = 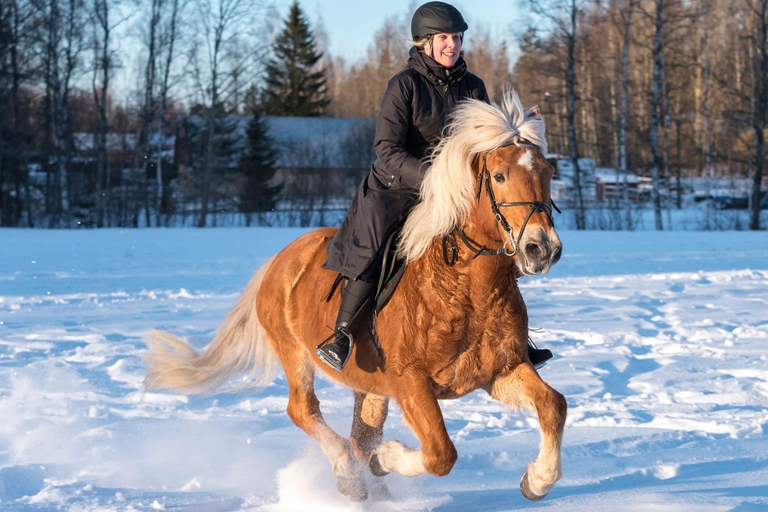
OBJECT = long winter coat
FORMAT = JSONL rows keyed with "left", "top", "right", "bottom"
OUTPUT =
{"left": 325, "top": 47, "right": 490, "bottom": 282}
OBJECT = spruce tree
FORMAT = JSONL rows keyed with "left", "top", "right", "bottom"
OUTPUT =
{"left": 263, "top": 1, "right": 329, "bottom": 116}
{"left": 239, "top": 108, "right": 281, "bottom": 225}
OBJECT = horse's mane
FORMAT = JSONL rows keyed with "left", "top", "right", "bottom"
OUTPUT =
{"left": 397, "top": 90, "right": 548, "bottom": 263}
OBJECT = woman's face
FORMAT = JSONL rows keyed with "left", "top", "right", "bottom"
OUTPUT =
{"left": 430, "top": 32, "right": 462, "bottom": 68}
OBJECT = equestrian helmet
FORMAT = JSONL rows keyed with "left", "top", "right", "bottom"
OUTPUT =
{"left": 411, "top": 2, "right": 468, "bottom": 41}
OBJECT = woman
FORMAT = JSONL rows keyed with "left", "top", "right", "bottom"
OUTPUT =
{"left": 317, "top": 1, "right": 552, "bottom": 371}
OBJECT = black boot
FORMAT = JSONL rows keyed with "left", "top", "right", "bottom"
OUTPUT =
{"left": 316, "top": 279, "right": 376, "bottom": 371}
{"left": 528, "top": 337, "right": 553, "bottom": 369}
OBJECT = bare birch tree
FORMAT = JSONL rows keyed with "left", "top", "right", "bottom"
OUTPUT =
{"left": 155, "top": 0, "right": 181, "bottom": 226}
{"left": 525, "top": 0, "right": 590, "bottom": 229}
{"left": 187, "top": 0, "right": 263, "bottom": 227}
{"left": 747, "top": 0, "right": 768, "bottom": 229}
{"left": 90, "top": 0, "right": 112, "bottom": 227}
{"left": 618, "top": 0, "right": 637, "bottom": 228}
{"left": 44, "top": 0, "right": 86, "bottom": 227}
{"left": 648, "top": 0, "right": 666, "bottom": 230}
{"left": 137, "top": 0, "right": 161, "bottom": 226}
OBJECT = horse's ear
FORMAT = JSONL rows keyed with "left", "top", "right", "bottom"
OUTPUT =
{"left": 471, "top": 153, "right": 482, "bottom": 174}
{"left": 524, "top": 105, "right": 542, "bottom": 121}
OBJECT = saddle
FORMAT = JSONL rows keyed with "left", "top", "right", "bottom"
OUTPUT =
{"left": 324, "top": 228, "right": 406, "bottom": 319}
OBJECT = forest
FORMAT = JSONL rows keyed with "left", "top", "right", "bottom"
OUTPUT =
{"left": 0, "top": 0, "right": 766, "bottom": 230}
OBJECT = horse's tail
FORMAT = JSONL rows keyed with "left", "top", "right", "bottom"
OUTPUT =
{"left": 143, "top": 256, "right": 278, "bottom": 395}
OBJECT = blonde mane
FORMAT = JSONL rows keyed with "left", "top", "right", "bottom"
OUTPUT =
{"left": 397, "top": 90, "right": 548, "bottom": 263}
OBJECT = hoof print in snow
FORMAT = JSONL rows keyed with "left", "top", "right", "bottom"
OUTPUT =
{"left": 336, "top": 475, "right": 368, "bottom": 502}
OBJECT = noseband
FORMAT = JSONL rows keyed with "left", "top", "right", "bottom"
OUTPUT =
{"left": 441, "top": 139, "right": 561, "bottom": 266}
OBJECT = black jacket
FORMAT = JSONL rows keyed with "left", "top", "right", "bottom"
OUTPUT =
{"left": 371, "top": 47, "right": 489, "bottom": 190}
{"left": 325, "top": 48, "right": 489, "bottom": 281}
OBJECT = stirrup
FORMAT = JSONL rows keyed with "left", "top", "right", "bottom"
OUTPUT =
{"left": 528, "top": 337, "right": 553, "bottom": 370}
{"left": 316, "top": 327, "right": 353, "bottom": 371}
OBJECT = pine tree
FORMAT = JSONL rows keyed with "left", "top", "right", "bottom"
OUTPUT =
{"left": 239, "top": 108, "right": 281, "bottom": 225}
{"left": 263, "top": 1, "right": 329, "bottom": 116}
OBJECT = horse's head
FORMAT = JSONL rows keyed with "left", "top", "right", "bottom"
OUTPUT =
{"left": 480, "top": 140, "right": 562, "bottom": 275}
{"left": 397, "top": 90, "right": 563, "bottom": 275}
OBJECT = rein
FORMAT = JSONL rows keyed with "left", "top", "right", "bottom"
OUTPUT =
{"left": 442, "top": 140, "right": 561, "bottom": 266}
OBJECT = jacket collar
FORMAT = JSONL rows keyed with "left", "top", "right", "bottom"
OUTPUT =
{"left": 407, "top": 46, "right": 467, "bottom": 87}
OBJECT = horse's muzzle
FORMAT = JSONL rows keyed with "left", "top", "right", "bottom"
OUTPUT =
{"left": 518, "top": 229, "right": 562, "bottom": 275}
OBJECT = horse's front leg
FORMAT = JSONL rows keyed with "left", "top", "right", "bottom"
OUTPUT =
{"left": 369, "top": 375, "right": 457, "bottom": 477}
{"left": 489, "top": 362, "right": 567, "bottom": 501}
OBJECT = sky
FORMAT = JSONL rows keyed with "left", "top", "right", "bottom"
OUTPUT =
{"left": 288, "top": 0, "right": 525, "bottom": 63}
{"left": 113, "top": 0, "right": 525, "bottom": 104}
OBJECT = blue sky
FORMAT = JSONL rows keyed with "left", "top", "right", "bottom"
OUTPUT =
{"left": 112, "top": 0, "right": 524, "bottom": 103}
{"left": 286, "top": 0, "right": 524, "bottom": 62}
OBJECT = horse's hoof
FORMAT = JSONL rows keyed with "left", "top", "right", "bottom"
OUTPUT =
{"left": 520, "top": 470, "right": 547, "bottom": 501}
{"left": 337, "top": 475, "right": 368, "bottom": 502}
{"left": 368, "top": 452, "right": 390, "bottom": 477}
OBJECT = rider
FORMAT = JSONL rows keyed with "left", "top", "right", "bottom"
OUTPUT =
{"left": 317, "top": 1, "right": 553, "bottom": 371}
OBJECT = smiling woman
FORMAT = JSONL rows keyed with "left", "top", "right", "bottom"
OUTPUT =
{"left": 316, "top": 1, "right": 497, "bottom": 372}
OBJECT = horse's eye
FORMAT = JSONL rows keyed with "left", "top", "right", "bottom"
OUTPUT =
{"left": 494, "top": 172, "right": 506, "bottom": 183}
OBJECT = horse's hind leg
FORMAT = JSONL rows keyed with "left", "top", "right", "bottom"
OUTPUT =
{"left": 350, "top": 392, "right": 390, "bottom": 499}
{"left": 283, "top": 355, "right": 367, "bottom": 501}
{"left": 489, "top": 363, "right": 567, "bottom": 501}
{"left": 350, "top": 391, "right": 389, "bottom": 461}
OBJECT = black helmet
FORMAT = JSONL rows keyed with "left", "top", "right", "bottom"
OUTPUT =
{"left": 411, "top": 2, "right": 468, "bottom": 41}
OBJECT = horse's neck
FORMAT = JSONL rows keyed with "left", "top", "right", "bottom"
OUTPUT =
{"left": 415, "top": 228, "right": 520, "bottom": 304}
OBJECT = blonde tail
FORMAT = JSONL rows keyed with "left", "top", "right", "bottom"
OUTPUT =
{"left": 143, "top": 256, "right": 278, "bottom": 394}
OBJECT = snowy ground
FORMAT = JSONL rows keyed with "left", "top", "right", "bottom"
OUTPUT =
{"left": 1, "top": 228, "right": 767, "bottom": 511}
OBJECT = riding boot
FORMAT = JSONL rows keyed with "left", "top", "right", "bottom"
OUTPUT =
{"left": 316, "top": 279, "right": 376, "bottom": 371}
{"left": 528, "top": 337, "right": 553, "bottom": 369}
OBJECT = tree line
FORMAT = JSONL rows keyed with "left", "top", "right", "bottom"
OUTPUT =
{"left": 513, "top": 0, "right": 768, "bottom": 230}
{"left": 0, "top": 0, "right": 766, "bottom": 229}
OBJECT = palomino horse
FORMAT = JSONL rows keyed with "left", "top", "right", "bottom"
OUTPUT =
{"left": 144, "top": 91, "right": 566, "bottom": 503}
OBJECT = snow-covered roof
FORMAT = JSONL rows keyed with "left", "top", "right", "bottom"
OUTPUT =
{"left": 266, "top": 117, "right": 375, "bottom": 169}
{"left": 183, "top": 115, "right": 376, "bottom": 169}
{"left": 73, "top": 133, "right": 138, "bottom": 152}
{"left": 73, "top": 132, "right": 175, "bottom": 152}
{"left": 594, "top": 168, "right": 640, "bottom": 184}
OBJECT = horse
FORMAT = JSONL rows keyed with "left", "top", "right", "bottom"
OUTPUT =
{"left": 143, "top": 91, "right": 567, "bottom": 503}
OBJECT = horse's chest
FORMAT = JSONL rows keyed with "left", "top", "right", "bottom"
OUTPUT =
{"left": 432, "top": 342, "right": 508, "bottom": 398}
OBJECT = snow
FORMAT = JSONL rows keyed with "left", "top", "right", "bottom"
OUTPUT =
{"left": 1, "top": 227, "right": 767, "bottom": 511}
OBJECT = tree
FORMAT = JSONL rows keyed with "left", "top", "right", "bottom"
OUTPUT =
{"left": 618, "top": 0, "right": 637, "bottom": 229}
{"left": 90, "top": 0, "right": 126, "bottom": 227}
{"left": 747, "top": 0, "right": 768, "bottom": 230}
{"left": 262, "top": 1, "right": 328, "bottom": 116}
{"left": 649, "top": 0, "right": 666, "bottom": 230}
{"left": 187, "top": 0, "right": 262, "bottom": 227}
{"left": 525, "top": 0, "right": 591, "bottom": 230}
{"left": 238, "top": 108, "right": 280, "bottom": 225}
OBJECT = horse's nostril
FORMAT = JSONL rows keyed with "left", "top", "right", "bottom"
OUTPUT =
{"left": 526, "top": 242, "right": 545, "bottom": 260}
{"left": 552, "top": 245, "right": 562, "bottom": 264}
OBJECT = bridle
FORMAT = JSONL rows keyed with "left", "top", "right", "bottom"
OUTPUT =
{"left": 442, "top": 138, "right": 561, "bottom": 266}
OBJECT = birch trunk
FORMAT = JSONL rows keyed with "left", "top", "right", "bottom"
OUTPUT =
{"left": 92, "top": 0, "right": 111, "bottom": 227}
{"left": 661, "top": 51, "right": 672, "bottom": 229}
{"left": 649, "top": 0, "right": 664, "bottom": 230}
{"left": 156, "top": 0, "right": 179, "bottom": 227}
{"left": 620, "top": 0, "right": 635, "bottom": 229}
{"left": 566, "top": 0, "right": 586, "bottom": 229}
{"left": 751, "top": 0, "right": 768, "bottom": 230}
{"left": 141, "top": 0, "right": 160, "bottom": 227}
